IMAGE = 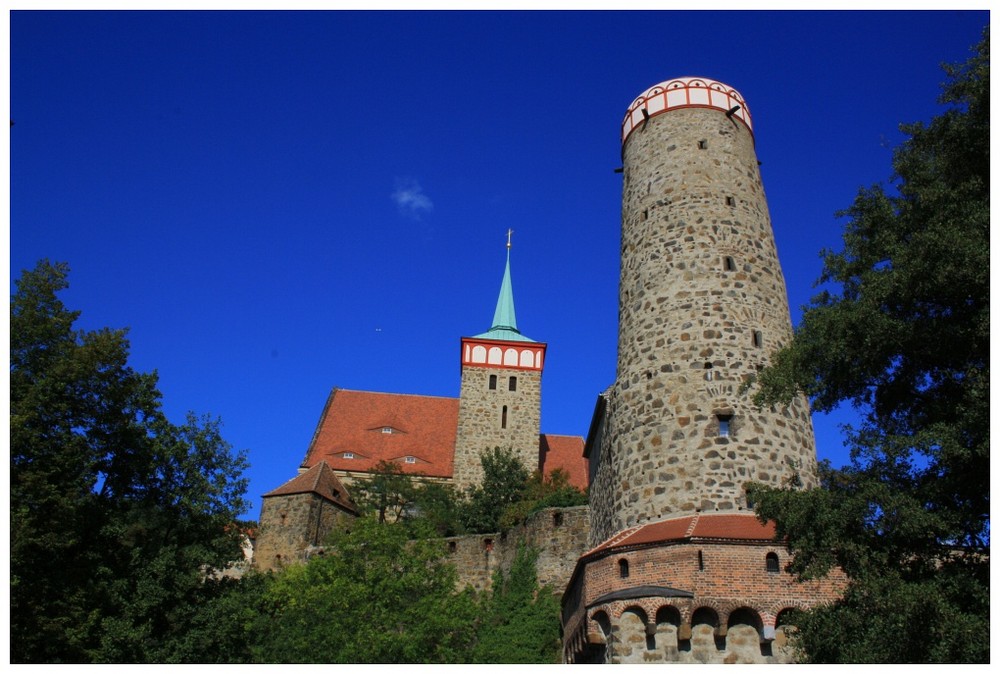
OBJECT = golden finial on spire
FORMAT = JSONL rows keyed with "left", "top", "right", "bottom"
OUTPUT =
{"left": 507, "top": 228, "right": 513, "bottom": 249}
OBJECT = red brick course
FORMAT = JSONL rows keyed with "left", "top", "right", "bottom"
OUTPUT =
{"left": 562, "top": 513, "right": 846, "bottom": 663}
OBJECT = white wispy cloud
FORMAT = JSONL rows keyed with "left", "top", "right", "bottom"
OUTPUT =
{"left": 391, "top": 178, "right": 434, "bottom": 219}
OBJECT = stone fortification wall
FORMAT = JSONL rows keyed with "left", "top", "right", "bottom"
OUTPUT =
{"left": 254, "top": 493, "right": 355, "bottom": 572}
{"left": 497, "top": 505, "right": 591, "bottom": 588}
{"left": 447, "top": 505, "right": 591, "bottom": 592}
{"left": 591, "top": 103, "right": 818, "bottom": 544}
{"left": 252, "top": 494, "right": 588, "bottom": 592}
{"left": 443, "top": 532, "right": 502, "bottom": 592}
{"left": 453, "top": 365, "right": 542, "bottom": 490}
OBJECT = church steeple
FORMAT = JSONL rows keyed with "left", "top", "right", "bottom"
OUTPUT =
{"left": 454, "top": 230, "right": 548, "bottom": 490}
{"left": 475, "top": 230, "right": 535, "bottom": 343}
{"left": 490, "top": 247, "right": 518, "bottom": 333}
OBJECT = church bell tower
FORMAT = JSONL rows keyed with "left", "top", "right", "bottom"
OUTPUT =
{"left": 453, "top": 233, "right": 546, "bottom": 490}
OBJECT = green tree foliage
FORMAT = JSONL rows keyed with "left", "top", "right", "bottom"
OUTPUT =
{"left": 746, "top": 30, "right": 989, "bottom": 663}
{"left": 352, "top": 460, "right": 465, "bottom": 535}
{"left": 253, "top": 517, "right": 478, "bottom": 663}
{"left": 471, "top": 545, "right": 563, "bottom": 663}
{"left": 160, "top": 571, "right": 271, "bottom": 664}
{"left": 10, "top": 260, "right": 250, "bottom": 663}
{"left": 459, "top": 446, "right": 530, "bottom": 533}
{"left": 412, "top": 479, "right": 466, "bottom": 537}
{"left": 352, "top": 459, "right": 420, "bottom": 523}
{"left": 499, "top": 468, "right": 588, "bottom": 529}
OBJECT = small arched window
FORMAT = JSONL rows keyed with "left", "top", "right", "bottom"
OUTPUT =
{"left": 618, "top": 558, "right": 630, "bottom": 578}
{"left": 753, "top": 330, "right": 763, "bottom": 348}
{"left": 509, "top": 376, "right": 517, "bottom": 391}
{"left": 704, "top": 362, "right": 713, "bottom": 381}
{"left": 766, "top": 552, "right": 780, "bottom": 573}
{"left": 724, "top": 256, "right": 737, "bottom": 271}
{"left": 489, "top": 374, "right": 497, "bottom": 390}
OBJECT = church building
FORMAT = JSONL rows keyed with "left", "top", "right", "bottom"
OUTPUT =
{"left": 253, "top": 236, "right": 587, "bottom": 571}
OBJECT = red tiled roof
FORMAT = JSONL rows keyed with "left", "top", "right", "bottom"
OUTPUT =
{"left": 303, "top": 389, "right": 460, "bottom": 479}
{"left": 263, "top": 460, "right": 358, "bottom": 514}
{"left": 538, "top": 434, "right": 588, "bottom": 491}
{"left": 587, "top": 513, "right": 777, "bottom": 556}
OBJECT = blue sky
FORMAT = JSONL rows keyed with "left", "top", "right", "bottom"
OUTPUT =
{"left": 10, "top": 9, "right": 989, "bottom": 520}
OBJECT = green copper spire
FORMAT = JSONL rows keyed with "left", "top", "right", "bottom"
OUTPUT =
{"left": 474, "top": 230, "right": 536, "bottom": 343}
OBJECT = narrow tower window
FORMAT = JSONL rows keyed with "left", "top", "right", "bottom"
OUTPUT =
{"left": 618, "top": 559, "right": 630, "bottom": 578}
{"left": 724, "top": 256, "right": 737, "bottom": 271}
{"left": 704, "top": 362, "right": 714, "bottom": 381}
{"left": 766, "top": 552, "right": 780, "bottom": 573}
{"left": 726, "top": 196, "right": 736, "bottom": 207}
{"left": 509, "top": 376, "right": 517, "bottom": 391}
{"left": 489, "top": 374, "right": 497, "bottom": 390}
{"left": 697, "top": 550, "right": 705, "bottom": 571}
{"left": 698, "top": 139, "right": 708, "bottom": 149}
{"left": 717, "top": 414, "right": 732, "bottom": 438}
{"left": 501, "top": 405, "right": 508, "bottom": 429}
{"left": 752, "top": 330, "right": 763, "bottom": 348}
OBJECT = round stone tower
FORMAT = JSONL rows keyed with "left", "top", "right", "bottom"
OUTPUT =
{"left": 590, "top": 77, "right": 818, "bottom": 542}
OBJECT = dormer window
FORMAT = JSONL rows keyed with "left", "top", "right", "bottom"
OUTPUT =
{"left": 405, "top": 456, "right": 417, "bottom": 464}
{"left": 343, "top": 452, "right": 355, "bottom": 459}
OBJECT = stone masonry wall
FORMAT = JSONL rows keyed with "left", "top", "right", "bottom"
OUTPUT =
{"left": 447, "top": 505, "right": 591, "bottom": 592}
{"left": 254, "top": 493, "right": 355, "bottom": 572}
{"left": 591, "top": 105, "right": 818, "bottom": 544}
{"left": 497, "top": 505, "right": 591, "bottom": 588}
{"left": 453, "top": 365, "right": 542, "bottom": 490}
